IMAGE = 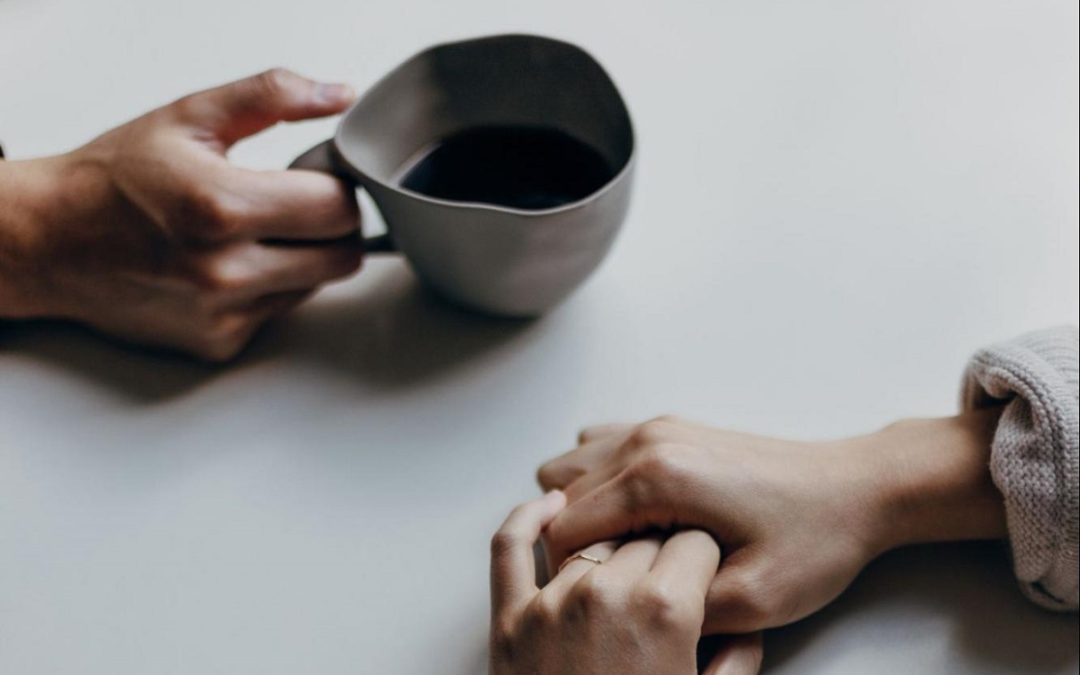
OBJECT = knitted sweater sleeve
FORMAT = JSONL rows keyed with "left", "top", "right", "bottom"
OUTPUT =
{"left": 961, "top": 326, "right": 1079, "bottom": 611}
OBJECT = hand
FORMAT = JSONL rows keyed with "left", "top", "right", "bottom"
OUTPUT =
{"left": 538, "top": 411, "right": 1006, "bottom": 633}
{"left": 0, "top": 69, "right": 361, "bottom": 360}
{"left": 489, "top": 491, "right": 762, "bottom": 675}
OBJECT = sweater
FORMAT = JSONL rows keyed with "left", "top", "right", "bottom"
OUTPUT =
{"left": 961, "top": 326, "right": 1079, "bottom": 611}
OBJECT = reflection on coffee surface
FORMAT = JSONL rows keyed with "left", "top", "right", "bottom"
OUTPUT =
{"left": 399, "top": 126, "right": 614, "bottom": 210}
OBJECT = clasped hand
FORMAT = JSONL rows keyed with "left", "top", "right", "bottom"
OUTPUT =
{"left": 492, "top": 410, "right": 1003, "bottom": 673}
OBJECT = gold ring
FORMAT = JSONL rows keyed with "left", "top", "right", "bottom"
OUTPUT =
{"left": 558, "top": 552, "right": 604, "bottom": 573}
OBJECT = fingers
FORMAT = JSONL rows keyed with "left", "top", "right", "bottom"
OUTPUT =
{"left": 702, "top": 556, "right": 777, "bottom": 635}
{"left": 244, "top": 289, "right": 313, "bottom": 321}
{"left": 702, "top": 633, "right": 764, "bottom": 675}
{"left": 651, "top": 529, "right": 721, "bottom": 611}
{"left": 537, "top": 417, "right": 693, "bottom": 493}
{"left": 537, "top": 429, "right": 629, "bottom": 491}
{"left": 178, "top": 289, "right": 312, "bottom": 362}
{"left": 545, "top": 466, "right": 670, "bottom": 566}
{"left": 540, "top": 540, "right": 618, "bottom": 598}
{"left": 197, "top": 238, "right": 362, "bottom": 304}
{"left": 541, "top": 536, "right": 661, "bottom": 607}
{"left": 243, "top": 238, "right": 363, "bottom": 296}
{"left": 603, "top": 535, "right": 663, "bottom": 575}
{"left": 173, "top": 162, "right": 360, "bottom": 243}
{"left": 224, "top": 167, "right": 360, "bottom": 241}
{"left": 176, "top": 68, "right": 356, "bottom": 146}
{"left": 561, "top": 459, "right": 624, "bottom": 503}
{"left": 490, "top": 491, "right": 567, "bottom": 617}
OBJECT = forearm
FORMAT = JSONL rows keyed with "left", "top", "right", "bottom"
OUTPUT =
{"left": 0, "top": 156, "right": 65, "bottom": 318}
{"left": 856, "top": 408, "right": 1007, "bottom": 556}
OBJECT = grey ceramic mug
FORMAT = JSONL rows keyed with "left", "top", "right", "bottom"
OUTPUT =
{"left": 290, "top": 34, "right": 635, "bottom": 317}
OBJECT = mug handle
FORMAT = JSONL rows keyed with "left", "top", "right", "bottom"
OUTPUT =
{"left": 289, "top": 140, "right": 396, "bottom": 253}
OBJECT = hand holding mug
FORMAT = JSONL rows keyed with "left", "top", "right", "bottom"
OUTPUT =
{"left": 2, "top": 36, "right": 634, "bottom": 359}
{"left": 0, "top": 69, "right": 362, "bottom": 360}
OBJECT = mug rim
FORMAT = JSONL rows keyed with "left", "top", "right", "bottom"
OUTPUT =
{"left": 330, "top": 33, "right": 636, "bottom": 218}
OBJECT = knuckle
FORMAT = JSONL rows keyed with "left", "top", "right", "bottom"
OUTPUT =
{"left": 569, "top": 573, "right": 621, "bottom": 614}
{"left": 489, "top": 617, "right": 517, "bottom": 658}
{"left": 616, "top": 445, "right": 699, "bottom": 521}
{"left": 742, "top": 595, "right": 775, "bottom": 626}
{"left": 183, "top": 186, "right": 222, "bottom": 227}
{"left": 190, "top": 255, "right": 250, "bottom": 294}
{"left": 637, "top": 444, "right": 690, "bottom": 484}
{"left": 528, "top": 593, "right": 562, "bottom": 627}
{"left": 725, "top": 567, "right": 776, "bottom": 625}
{"left": 180, "top": 187, "right": 248, "bottom": 239}
{"left": 489, "top": 528, "right": 520, "bottom": 559}
{"left": 535, "top": 462, "right": 558, "bottom": 490}
{"left": 169, "top": 92, "right": 203, "bottom": 122}
{"left": 620, "top": 462, "right": 658, "bottom": 511}
{"left": 194, "top": 315, "right": 252, "bottom": 362}
{"left": 627, "top": 419, "right": 673, "bottom": 448}
{"left": 255, "top": 67, "right": 296, "bottom": 97}
{"left": 577, "top": 425, "right": 607, "bottom": 444}
{"left": 536, "top": 460, "right": 574, "bottom": 491}
{"left": 634, "top": 580, "right": 696, "bottom": 631}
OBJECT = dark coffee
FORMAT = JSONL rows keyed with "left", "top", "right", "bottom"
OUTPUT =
{"left": 399, "top": 126, "right": 614, "bottom": 210}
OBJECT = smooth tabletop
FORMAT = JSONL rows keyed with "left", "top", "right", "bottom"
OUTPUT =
{"left": 2, "top": 1, "right": 1078, "bottom": 673}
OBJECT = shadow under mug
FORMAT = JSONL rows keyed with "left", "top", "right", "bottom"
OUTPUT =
{"left": 290, "top": 34, "right": 635, "bottom": 317}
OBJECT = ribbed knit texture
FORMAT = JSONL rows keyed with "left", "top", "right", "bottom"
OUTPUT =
{"left": 961, "top": 326, "right": 1079, "bottom": 611}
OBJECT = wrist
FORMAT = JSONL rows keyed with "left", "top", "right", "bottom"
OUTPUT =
{"left": 855, "top": 409, "right": 1007, "bottom": 556}
{"left": 0, "top": 154, "right": 78, "bottom": 319}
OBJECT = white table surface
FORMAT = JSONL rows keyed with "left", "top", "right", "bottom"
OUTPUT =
{"left": 2, "top": 1, "right": 1078, "bottom": 673}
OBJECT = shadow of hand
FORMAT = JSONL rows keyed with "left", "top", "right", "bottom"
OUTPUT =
{"left": 0, "top": 261, "right": 535, "bottom": 403}
{"left": 763, "top": 542, "right": 1079, "bottom": 674}
{"left": 248, "top": 260, "right": 535, "bottom": 390}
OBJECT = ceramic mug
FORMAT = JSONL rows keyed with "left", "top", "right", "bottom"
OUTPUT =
{"left": 290, "top": 34, "right": 635, "bottom": 317}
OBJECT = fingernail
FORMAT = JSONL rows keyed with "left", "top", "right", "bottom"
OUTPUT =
{"left": 315, "top": 82, "right": 355, "bottom": 106}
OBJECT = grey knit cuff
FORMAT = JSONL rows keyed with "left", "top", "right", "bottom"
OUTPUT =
{"left": 961, "top": 326, "right": 1079, "bottom": 611}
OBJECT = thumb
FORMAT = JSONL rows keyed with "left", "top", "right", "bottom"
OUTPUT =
{"left": 176, "top": 68, "right": 355, "bottom": 147}
{"left": 702, "top": 633, "right": 764, "bottom": 675}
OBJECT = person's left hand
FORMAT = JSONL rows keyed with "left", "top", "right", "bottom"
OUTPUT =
{"left": 489, "top": 491, "right": 763, "bottom": 675}
{"left": 535, "top": 412, "right": 1006, "bottom": 635}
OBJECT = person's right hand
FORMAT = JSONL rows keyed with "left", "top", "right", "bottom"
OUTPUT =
{"left": 0, "top": 69, "right": 361, "bottom": 360}
{"left": 489, "top": 491, "right": 763, "bottom": 675}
